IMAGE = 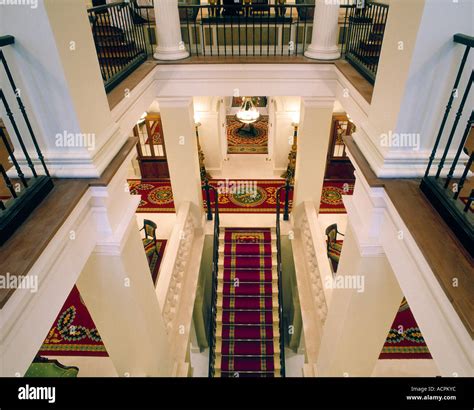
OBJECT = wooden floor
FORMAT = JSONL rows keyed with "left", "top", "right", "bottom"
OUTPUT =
{"left": 334, "top": 60, "right": 373, "bottom": 104}
{"left": 107, "top": 59, "right": 157, "bottom": 111}
{"left": 0, "top": 138, "right": 137, "bottom": 309}
{"left": 344, "top": 136, "right": 474, "bottom": 338}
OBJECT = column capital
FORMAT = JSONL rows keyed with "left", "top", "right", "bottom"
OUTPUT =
{"left": 156, "top": 96, "right": 194, "bottom": 109}
{"left": 300, "top": 96, "right": 335, "bottom": 109}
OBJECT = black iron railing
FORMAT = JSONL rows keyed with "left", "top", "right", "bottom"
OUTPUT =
{"left": 420, "top": 33, "right": 473, "bottom": 257}
{"left": 205, "top": 181, "right": 220, "bottom": 377}
{"left": 178, "top": 3, "right": 315, "bottom": 57}
{"left": 0, "top": 35, "right": 53, "bottom": 245}
{"left": 341, "top": 1, "right": 388, "bottom": 84}
{"left": 275, "top": 184, "right": 292, "bottom": 377}
{"left": 88, "top": 1, "right": 150, "bottom": 92}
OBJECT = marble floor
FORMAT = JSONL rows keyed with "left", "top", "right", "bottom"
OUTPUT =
{"left": 214, "top": 154, "right": 280, "bottom": 180}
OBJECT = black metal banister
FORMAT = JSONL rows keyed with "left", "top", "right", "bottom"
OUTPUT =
{"left": 88, "top": 1, "right": 149, "bottom": 92}
{"left": 341, "top": 1, "right": 388, "bottom": 84}
{"left": 176, "top": 3, "right": 315, "bottom": 57}
{"left": 420, "top": 33, "right": 474, "bottom": 257}
{"left": 275, "top": 184, "right": 291, "bottom": 378}
{"left": 206, "top": 181, "right": 220, "bottom": 377}
{"left": 0, "top": 35, "right": 53, "bottom": 245}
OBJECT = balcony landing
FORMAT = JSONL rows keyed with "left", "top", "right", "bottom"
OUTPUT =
{"left": 106, "top": 56, "right": 374, "bottom": 110}
{"left": 344, "top": 136, "right": 474, "bottom": 338}
{"left": 0, "top": 138, "right": 137, "bottom": 309}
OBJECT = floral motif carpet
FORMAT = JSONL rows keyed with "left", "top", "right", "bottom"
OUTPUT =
{"left": 39, "top": 240, "right": 167, "bottom": 357}
{"left": 380, "top": 298, "right": 432, "bottom": 359}
{"left": 319, "top": 181, "right": 355, "bottom": 214}
{"left": 129, "top": 179, "right": 293, "bottom": 214}
{"left": 226, "top": 115, "right": 269, "bottom": 154}
{"left": 328, "top": 239, "right": 431, "bottom": 359}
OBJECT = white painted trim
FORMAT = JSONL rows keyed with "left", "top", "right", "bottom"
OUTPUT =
{"left": 345, "top": 144, "right": 473, "bottom": 377}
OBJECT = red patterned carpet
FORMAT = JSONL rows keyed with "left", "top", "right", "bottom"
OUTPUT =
{"left": 129, "top": 179, "right": 293, "bottom": 214}
{"left": 329, "top": 240, "right": 431, "bottom": 359}
{"left": 226, "top": 115, "right": 269, "bottom": 154}
{"left": 379, "top": 297, "right": 432, "bottom": 359}
{"left": 129, "top": 180, "right": 175, "bottom": 213}
{"left": 319, "top": 181, "right": 355, "bottom": 214}
{"left": 39, "top": 239, "right": 166, "bottom": 357}
{"left": 215, "top": 228, "right": 280, "bottom": 377}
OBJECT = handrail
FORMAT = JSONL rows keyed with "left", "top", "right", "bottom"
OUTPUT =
{"left": 87, "top": 1, "right": 149, "bottom": 92}
{"left": 0, "top": 35, "right": 15, "bottom": 47}
{"left": 275, "top": 182, "right": 292, "bottom": 378}
{"left": 0, "top": 35, "right": 53, "bottom": 244}
{"left": 176, "top": 3, "right": 316, "bottom": 57}
{"left": 205, "top": 181, "right": 220, "bottom": 377}
{"left": 420, "top": 33, "right": 474, "bottom": 256}
{"left": 341, "top": 0, "right": 389, "bottom": 84}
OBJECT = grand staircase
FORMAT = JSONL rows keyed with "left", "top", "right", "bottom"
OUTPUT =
{"left": 213, "top": 227, "right": 283, "bottom": 377}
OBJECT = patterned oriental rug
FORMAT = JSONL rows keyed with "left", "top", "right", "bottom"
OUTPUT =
{"left": 319, "top": 181, "right": 355, "bottom": 214}
{"left": 379, "top": 297, "right": 432, "bottom": 359}
{"left": 226, "top": 115, "right": 269, "bottom": 154}
{"left": 129, "top": 179, "right": 293, "bottom": 214}
{"left": 328, "top": 240, "right": 431, "bottom": 359}
{"left": 39, "top": 240, "right": 167, "bottom": 357}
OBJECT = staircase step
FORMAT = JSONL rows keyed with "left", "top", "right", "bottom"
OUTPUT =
{"left": 215, "top": 355, "right": 280, "bottom": 372}
{"left": 217, "top": 340, "right": 277, "bottom": 355}
{"left": 218, "top": 268, "right": 277, "bottom": 283}
{"left": 216, "top": 369, "right": 280, "bottom": 377}
{"left": 217, "top": 310, "right": 279, "bottom": 325}
{"left": 220, "top": 229, "right": 275, "bottom": 245}
{"left": 219, "top": 256, "right": 275, "bottom": 270}
{"left": 217, "top": 323, "right": 279, "bottom": 340}
{"left": 217, "top": 294, "right": 278, "bottom": 309}
{"left": 217, "top": 282, "right": 278, "bottom": 296}
{"left": 212, "top": 226, "right": 283, "bottom": 378}
{"left": 221, "top": 242, "right": 277, "bottom": 255}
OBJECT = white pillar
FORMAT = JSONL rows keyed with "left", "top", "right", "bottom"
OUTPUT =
{"left": 158, "top": 97, "right": 203, "bottom": 220}
{"left": 316, "top": 222, "right": 403, "bottom": 377}
{"left": 76, "top": 220, "right": 173, "bottom": 377}
{"left": 153, "top": 0, "right": 190, "bottom": 61}
{"left": 304, "top": 0, "right": 341, "bottom": 60}
{"left": 292, "top": 97, "right": 334, "bottom": 211}
{"left": 193, "top": 97, "right": 224, "bottom": 174}
{"left": 0, "top": 0, "right": 123, "bottom": 178}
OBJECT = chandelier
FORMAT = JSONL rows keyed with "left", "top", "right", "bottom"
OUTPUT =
{"left": 236, "top": 97, "right": 260, "bottom": 124}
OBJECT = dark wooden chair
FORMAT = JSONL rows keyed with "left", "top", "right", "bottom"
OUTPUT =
{"left": 222, "top": 0, "right": 243, "bottom": 16}
{"left": 325, "top": 223, "right": 344, "bottom": 274}
{"left": 251, "top": 0, "right": 270, "bottom": 15}
{"left": 141, "top": 219, "right": 158, "bottom": 257}
{"left": 25, "top": 356, "right": 79, "bottom": 377}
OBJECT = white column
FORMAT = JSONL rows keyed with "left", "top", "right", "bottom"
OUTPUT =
{"left": 0, "top": 0, "right": 123, "bottom": 178}
{"left": 292, "top": 97, "right": 334, "bottom": 212}
{"left": 158, "top": 97, "right": 203, "bottom": 220}
{"left": 153, "top": 0, "right": 190, "bottom": 61}
{"left": 77, "top": 222, "right": 173, "bottom": 377}
{"left": 304, "top": 0, "right": 341, "bottom": 60}
{"left": 194, "top": 97, "right": 224, "bottom": 175}
{"left": 345, "top": 0, "right": 472, "bottom": 177}
{"left": 316, "top": 222, "right": 403, "bottom": 377}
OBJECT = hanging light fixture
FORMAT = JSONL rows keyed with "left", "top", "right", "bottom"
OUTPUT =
{"left": 236, "top": 97, "right": 260, "bottom": 124}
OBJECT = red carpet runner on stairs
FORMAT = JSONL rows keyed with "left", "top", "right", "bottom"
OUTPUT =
{"left": 215, "top": 228, "right": 281, "bottom": 377}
